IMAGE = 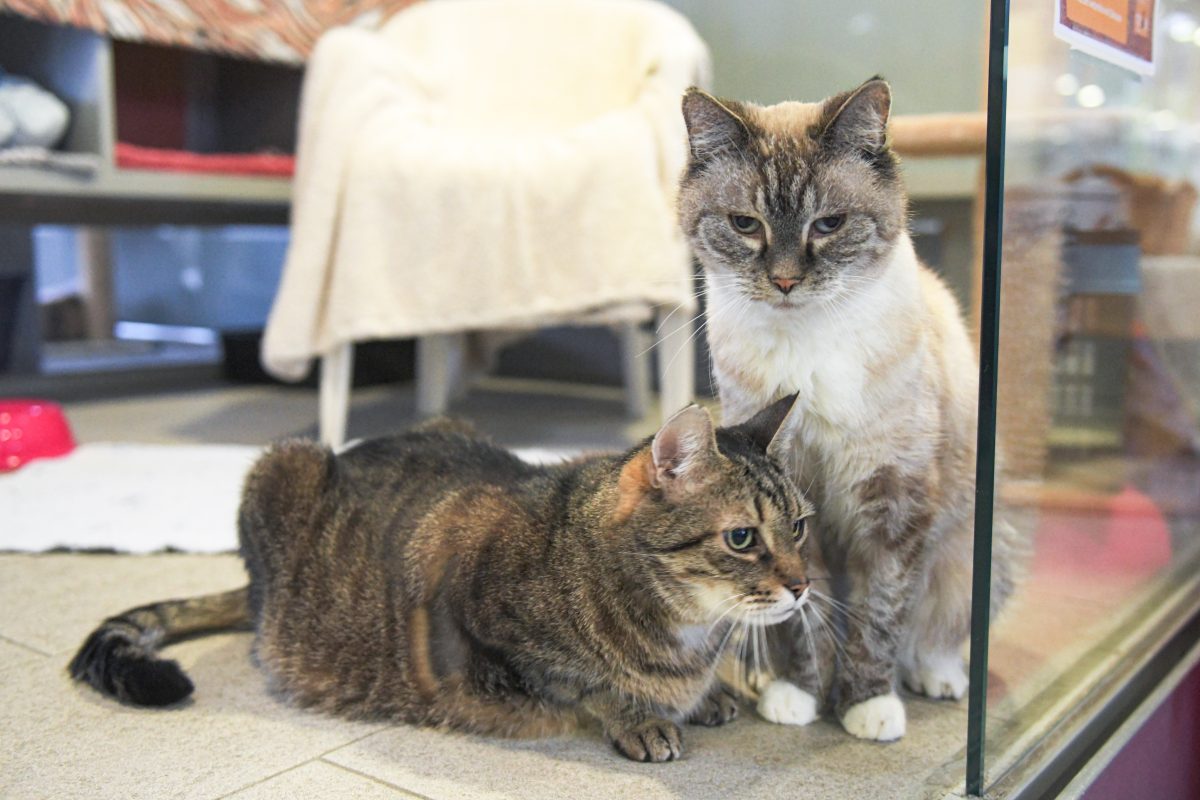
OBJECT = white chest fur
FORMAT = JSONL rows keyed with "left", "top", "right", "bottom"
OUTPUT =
{"left": 706, "top": 237, "right": 925, "bottom": 430}
{"left": 704, "top": 236, "right": 934, "bottom": 530}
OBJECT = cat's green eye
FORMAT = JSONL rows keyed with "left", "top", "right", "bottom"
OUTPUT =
{"left": 812, "top": 215, "right": 845, "bottom": 235}
{"left": 724, "top": 527, "right": 758, "bottom": 551}
{"left": 730, "top": 215, "right": 762, "bottom": 235}
{"left": 792, "top": 518, "right": 807, "bottom": 542}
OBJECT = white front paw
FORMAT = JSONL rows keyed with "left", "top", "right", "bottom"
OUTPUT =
{"left": 756, "top": 680, "right": 818, "bottom": 726}
{"left": 903, "top": 655, "right": 968, "bottom": 700}
{"left": 841, "top": 692, "right": 906, "bottom": 741}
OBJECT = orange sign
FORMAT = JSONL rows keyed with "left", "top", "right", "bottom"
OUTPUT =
{"left": 1066, "top": 0, "right": 1129, "bottom": 43}
{"left": 1056, "top": 0, "right": 1155, "bottom": 74}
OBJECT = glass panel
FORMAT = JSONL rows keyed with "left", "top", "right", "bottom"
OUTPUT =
{"left": 982, "top": 0, "right": 1200, "bottom": 790}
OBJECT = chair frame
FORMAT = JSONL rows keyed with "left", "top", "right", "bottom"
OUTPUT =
{"left": 317, "top": 307, "right": 695, "bottom": 447}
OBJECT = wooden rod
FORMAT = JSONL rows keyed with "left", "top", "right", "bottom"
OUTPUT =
{"left": 890, "top": 112, "right": 988, "bottom": 157}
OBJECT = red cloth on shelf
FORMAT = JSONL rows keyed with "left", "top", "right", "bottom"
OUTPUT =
{"left": 114, "top": 142, "right": 294, "bottom": 177}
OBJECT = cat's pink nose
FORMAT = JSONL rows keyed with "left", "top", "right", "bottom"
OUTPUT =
{"left": 786, "top": 578, "right": 810, "bottom": 598}
{"left": 772, "top": 277, "right": 799, "bottom": 294}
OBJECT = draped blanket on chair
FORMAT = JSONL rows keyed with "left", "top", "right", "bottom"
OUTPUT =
{"left": 261, "top": 0, "right": 710, "bottom": 381}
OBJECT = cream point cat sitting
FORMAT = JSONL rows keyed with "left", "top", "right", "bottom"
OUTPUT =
{"left": 676, "top": 77, "right": 1021, "bottom": 741}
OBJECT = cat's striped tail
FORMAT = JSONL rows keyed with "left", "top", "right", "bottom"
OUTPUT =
{"left": 69, "top": 587, "right": 251, "bottom": 707}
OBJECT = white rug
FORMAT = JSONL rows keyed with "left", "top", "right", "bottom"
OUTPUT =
{"left": 2, "top": 443, "right": 572, "bottom": 553}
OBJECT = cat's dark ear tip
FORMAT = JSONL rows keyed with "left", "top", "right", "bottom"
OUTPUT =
{"left": 858, "top": 77, "right": 892, "bottom": 98}
{"left": 864, "top": 77, "right": 892, "bottom": 99}
{"left": 681, "top": 87, "right": 713, "bottom": 110}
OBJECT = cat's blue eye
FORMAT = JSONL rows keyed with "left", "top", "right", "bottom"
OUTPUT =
{"left": 729, "top": 215, "right": 762, "bottom": 235}
{"left": 792, "top": 518, "right": 807, "bottom": 542}
{"left": 724, "top": 527, "right": 757, "bottom": 551}
{"left": 812, "top": 215, "right": 845, "bottom": 235}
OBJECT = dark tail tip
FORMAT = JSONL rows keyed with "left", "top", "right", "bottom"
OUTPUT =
{"left": 69, "top": 625, "right": 194, "bottom": 707}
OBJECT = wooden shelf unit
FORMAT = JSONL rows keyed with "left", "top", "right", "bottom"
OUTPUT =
{"left": 0, "top": 13, "right": 301, "bottom": 374}
{"left": 0, "top": 13, "right": 294, "bottom": 225}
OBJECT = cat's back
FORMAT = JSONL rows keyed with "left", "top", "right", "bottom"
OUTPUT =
{"left": 238, "top": 430, "right": 546, "bottom": 719}
{"left": 336, "top": 431, "right": 539, "bottom": 493}
{"left": 914, "top": 263, "right": 978, "bottom": 419}
{"left": 238, "top": 430, "right": 540, "bottom": 587}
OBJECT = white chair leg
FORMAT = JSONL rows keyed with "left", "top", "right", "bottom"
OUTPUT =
{"left": 319, "top": 342, "right": 354, "bottom": 448}
{"left": 656, "top": 306, "right": 696, "bottom": 420}
{"left": 446, "top": 332, "right": 470, "bottom": 402}
{"left": 618, "top": 321, "right": 652, "bottom": 419}
{"left": 416, "top": 333, "right": 464, "bottom": 416}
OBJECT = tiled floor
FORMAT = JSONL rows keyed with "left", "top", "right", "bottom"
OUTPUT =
{"left": 3, "top": 376, "right": 1191, "bottom": 799}
{"left": 0, "top": 550, "right": 973, "bottom": 800}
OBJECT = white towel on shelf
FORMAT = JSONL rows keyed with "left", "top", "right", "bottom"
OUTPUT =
{"left": 261, "top": 0, "right": 710, "bottom": 381}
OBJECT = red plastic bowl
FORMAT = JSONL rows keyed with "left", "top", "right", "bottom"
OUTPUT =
{"left": 0, "top": 399, "right": 76, "bottom": 472}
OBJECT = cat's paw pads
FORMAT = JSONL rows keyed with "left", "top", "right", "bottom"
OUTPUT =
{"left": 903, "top": 656, "right": 968, "bottom": 700}
{"left": 841, "top": 692, "right": 906, "bottom": 741}
{"left": 687, "top": 684, "right": 739, "bottom": 727}
{"left": 611, "top": 719, "right": 683, "bottom": 762}
{"left": 756, "top": 680, "right": 819, "bottom": 726}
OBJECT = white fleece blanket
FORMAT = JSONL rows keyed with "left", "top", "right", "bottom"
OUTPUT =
{"left": 262, "top": 0, "right": 710, "bottom": 380}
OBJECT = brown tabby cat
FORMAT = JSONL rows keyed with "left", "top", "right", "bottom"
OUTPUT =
{"left": 677, "top": 78, "right": 1022, "bottom": 741}
{"left": 71, "top": 397, "right": 815, "bottom": 762}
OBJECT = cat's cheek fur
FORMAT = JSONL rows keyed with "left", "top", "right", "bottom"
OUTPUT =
{"left": 689, "top": 582, "right": 737, "bottom": 619}
{"left": 840, "top": 692, "right": 906, "bottom": 741}
{"left": 756, "top": 679, "right": 819, "bottom": 726}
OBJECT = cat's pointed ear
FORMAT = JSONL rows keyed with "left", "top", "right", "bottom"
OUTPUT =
{"left": 650, "top": 404, "right": 718, "bottom": 493}
{"left": 821, "top": 77, "right": 891, "bottom": 154}
{"left": 731, "top": 393, "right": 801, "bottom": 459}
{"left": 682, "top": 88, "right": 750, "bottom": 162}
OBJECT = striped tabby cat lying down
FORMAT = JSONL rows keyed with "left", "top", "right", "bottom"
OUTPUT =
{"left": 71, "top": 397, "right": 816, "bottom": 762}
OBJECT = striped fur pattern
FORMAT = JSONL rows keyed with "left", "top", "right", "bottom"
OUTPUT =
{"left": 71, "top": 398, "right": 817, "bottom": 762}
{"left": 677, "top": 79, "right": 1022, "bottom": 741}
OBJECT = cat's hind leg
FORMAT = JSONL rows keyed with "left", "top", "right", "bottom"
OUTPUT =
{"left": 238, "top": 439, "right": 335, "bottom": 617}
{"left": 901, "top": 514, "right": 1024, "bottom": 700}
{"left": 899, "top": 521, "right": 972, "bottom": 701}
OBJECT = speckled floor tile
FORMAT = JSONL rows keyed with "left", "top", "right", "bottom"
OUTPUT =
{"left": 225, "top": 761, "right": 424, "bottom": 800}
{"left": 322, "top": 698, "right": 970, "bottom": 800}
{"left": 0, "top": 632, "right": 383, "bottom": 800}
{"left": 0, "top": 554, "right": 247, "bottom": 655}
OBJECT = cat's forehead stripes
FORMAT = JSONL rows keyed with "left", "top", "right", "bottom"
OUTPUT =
{"left": 753, "top": 159, "right": 809, "bottom": 223}
{"left": 733, "top": 106, "right": 831, "bottom": 224}
{"left": 719, "top": 445, "right": 801, "bottom": 523}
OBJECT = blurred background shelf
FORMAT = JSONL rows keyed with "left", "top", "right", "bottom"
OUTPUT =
{"left": 0, "top": 11, "right": 299, "bottom": 373}
{"left": 0, "top": 163, "right": 289, "bottom": 223}
{"left": 0, "top": 13, "right": 296, "bottom": 224}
